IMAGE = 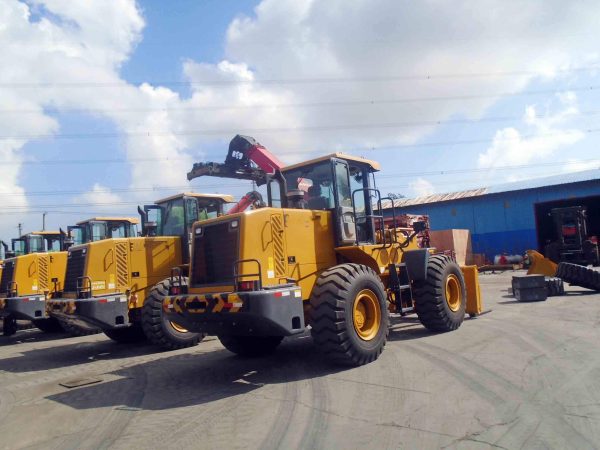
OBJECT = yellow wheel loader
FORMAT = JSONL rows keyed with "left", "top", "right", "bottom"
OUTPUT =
{"left": 163, "top": 135, "right": 482, "bottom": 366}
{"left": 48, "top": 193, "right": 234, "bottom": 349}
{"left": 1, "top": 231, "right": 67, "bottom": 336}
{"left": 0, "top": 218, "right": 138, "bottom": 337}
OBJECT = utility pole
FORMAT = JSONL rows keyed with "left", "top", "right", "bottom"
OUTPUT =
{"left": 42, "top": 212, "right": 47, "bottom": 231}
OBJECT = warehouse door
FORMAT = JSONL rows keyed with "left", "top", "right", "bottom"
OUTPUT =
{"left": 534, "top": 194, "right": 600, "bottom": 252}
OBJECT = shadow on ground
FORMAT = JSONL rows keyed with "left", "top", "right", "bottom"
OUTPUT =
{"left": 0, "top": 338, "right": 162, "bottom": 373}
{"left": 0, "top": 329, "right": 72, "bottom": 346}
{"left": 44, "top": 316, "right": 441, "bottom": 411}
{"left": 46, "top": 335, "right": 346, "bottom": 411}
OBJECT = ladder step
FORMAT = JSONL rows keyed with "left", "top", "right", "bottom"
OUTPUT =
{"left": 399, "top": 284, "right": 411, "bottom": 290}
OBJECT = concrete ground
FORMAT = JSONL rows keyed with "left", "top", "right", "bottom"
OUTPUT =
{"left": 1, "top": 270, "right": 600, "bottom": 450}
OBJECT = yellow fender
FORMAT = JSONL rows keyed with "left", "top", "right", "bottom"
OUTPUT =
{"left": 526, "top": 250, "right": 557, "bottom": 277}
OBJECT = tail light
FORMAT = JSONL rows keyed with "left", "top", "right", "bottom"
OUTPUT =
{"left": 237, "top": 280, "right": 258, "bottom": 292}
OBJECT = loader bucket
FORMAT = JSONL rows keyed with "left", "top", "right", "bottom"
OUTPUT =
{"left": 526, "top": 250, "right": 557, "bottom": 277}
{"left": 461, "top": 265, "right": 483, "bottom": 316}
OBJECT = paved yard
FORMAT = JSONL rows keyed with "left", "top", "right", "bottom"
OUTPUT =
{"left": 1, "top": 270, "right": 600, "bottom": 449}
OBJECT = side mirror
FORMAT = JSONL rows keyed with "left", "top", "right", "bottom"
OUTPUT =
{"left": 138, "top": 205, "right": 158, "bottom": 237}
{"left": 60, "top": 228, "right": 75, "bottom": 251}
{"left": 412, "top": 221, "right": 428, "bottom": 233}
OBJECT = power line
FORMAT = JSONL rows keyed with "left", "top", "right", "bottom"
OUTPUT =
{"left": 1, "top": 65, "right": 599, "bottom": 89}
{"left": 0, "top": 123, "right": 595, "bottom": 142}
{"left": 0, "top": 108, "right": 597, "bottom": 150}
{"left": 0, "top": 159, "right": 597, "bottom": 201}
{"left": 1, "top": 168, "right": 591, "bottom": 212}
{"left": 1, "top": 85, "right": 599, "bottom": 114}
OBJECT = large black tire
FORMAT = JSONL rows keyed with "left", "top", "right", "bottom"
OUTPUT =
{"left": 2, "top": 316, "right": 17, "bottom": 336}
{"left": 32, "top": 318, "right": 64, "bottom": 333}
{"left": 544, "top": 242, "right": 561, "bottom": 264}
{"left": 141, "top": 277, "right": 205, "bottom": 350}
{"left": 58, "top": 319, "right": 102, "bottom": 337}
{"left": 583, "top": 240, "right": 600, "bottom": 267}
{"left": 556, "top": 262, "right": 600, "bottom": 291}
{"left": 104, "top": 325, "right": 146, "bottom": 343}
{"left": 309, "top": 263, "right": 389, "bottom": 366}
{"left": 218, "top": 335, "right": 283, "bottom": 357}
{"left": 413, "top": 254, "right": 467, "bottom": 332}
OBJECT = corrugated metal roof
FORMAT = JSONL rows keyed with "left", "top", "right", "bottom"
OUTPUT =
{"left": 380, "top": 188, "right": 488, "bottom": 209}
{"left": 380, "top": 168, "right": 600, "bottom": 210}
{"left": 487, "top": 168, "right": 600, "bottom": 194}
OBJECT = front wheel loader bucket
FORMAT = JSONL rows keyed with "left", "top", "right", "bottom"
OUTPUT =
{"left": 526, "top": 250, "right": 557, "bottom": 277}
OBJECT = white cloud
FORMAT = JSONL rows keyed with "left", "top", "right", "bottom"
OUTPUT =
{"left": 4, "top": 0, "right": 600, "bottom": 236}
{"left": 478, "top": 92, "right": 584, "bottom": 169}
{"left": 74, "top": 183, "right": 122, "bottom": 204}
{"left": 409, "top": 177, "right": 435, "bottom": 198}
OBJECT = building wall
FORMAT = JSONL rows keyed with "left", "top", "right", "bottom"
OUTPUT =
{"left": 385, "top": 180, "right": 600, "bottom": 261}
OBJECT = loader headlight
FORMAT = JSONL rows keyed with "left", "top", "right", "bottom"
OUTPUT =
{"left": 195, "top": 227, "right": 203, "bottom": 235}
{"left": 230, "top": 220, "right": 239, "bottom": 229}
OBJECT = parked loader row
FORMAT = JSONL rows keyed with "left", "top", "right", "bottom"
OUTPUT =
{"left": 0, "top": 219, "right": 139, "bottom": 336}
{"left": 2, "top": 135, "right": 483, "bottom": 367}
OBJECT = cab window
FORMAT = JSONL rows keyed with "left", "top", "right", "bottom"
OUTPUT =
{"left": 283, "top": 162, "right": 335, "bottom": 210}
{"left": 129, "top": 224, "right": 138, "bottom": 237}
{"left": 46, "top": 237, "right": 62, "bottom": 252}
{"left": 70, "top": 228, "right": 84, "bottom": 246}
{"left": 185, "top": 198, "right": 199, "bottom": 229}
{"left": 109, "top": 223, "right": 127, "bottom": 238}
{"left": 12, "top": 239, "right": 25, "bottom": 256}
{"left": 28, "top": 236, "right": 44, "bottom": 253}
{"left": 162, "top": 199, "right": 185, "bottom": 236}
{"left": 91, "top": 223, "right": 107, "bottom": 241}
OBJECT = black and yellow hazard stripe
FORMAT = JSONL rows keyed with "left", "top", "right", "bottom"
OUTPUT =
{"left": 47, "top": 299, "right": 77, "bottom": 315}
{"left": 164, "top": 292, "right": 243, "bottom": 315}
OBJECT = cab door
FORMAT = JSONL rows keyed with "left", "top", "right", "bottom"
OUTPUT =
{"left": 332, "top": 159, "right": 357, "bottom": 246}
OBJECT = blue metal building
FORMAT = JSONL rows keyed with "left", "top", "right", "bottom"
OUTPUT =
{"left": 381, "top": 169, "right": 600, "bottom": 261}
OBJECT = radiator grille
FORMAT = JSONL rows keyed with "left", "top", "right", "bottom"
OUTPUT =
{"left": 192, "top": 222, "right": 239, "bottom": 285}
{"left": 0, "top": 260, "right": 15, "bottom": 294}
{"left": 38, "top": 255, "right": 49, "bottom": 291}
{"left": 270, "top": 214, "right": 286, "bottom": 277}
{"left": 115, "top": 242, "right": 129, "bottom": 288}
{"left": 64, "top": 249, "right": 86, "bottom": 293}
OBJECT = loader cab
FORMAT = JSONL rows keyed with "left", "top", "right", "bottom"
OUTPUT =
{"left": 11, "top": 231, "right": 63, "bottom": 256}
{"left": 140, "top": 193, "right": 234, "bottom": 261}
{"left": 68, "top": 217, "right": 139, "bottom": 246}
{"left": 282, "top": 154, "right": 381, "bottom": 247}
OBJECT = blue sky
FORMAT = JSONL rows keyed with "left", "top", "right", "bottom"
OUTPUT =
{"left": 2, "top": 0, "right": 600, "bottom": 238}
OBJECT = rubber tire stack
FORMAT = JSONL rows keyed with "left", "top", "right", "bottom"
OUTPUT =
{"left": 556, "top": 262, "right": 600, "bottom": 291}
{"left": 544, "top": 277, "right": 565, "bottom": 297}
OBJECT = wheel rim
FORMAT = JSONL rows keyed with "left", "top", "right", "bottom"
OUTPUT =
{"left": 445, "top": 274, "right": 462, "bottom": 312}
{"left": 169, "top": 321, "right": 189, "bottom": 333}
{"left": 352, "top": 289, "right": 381, "bottom": 341}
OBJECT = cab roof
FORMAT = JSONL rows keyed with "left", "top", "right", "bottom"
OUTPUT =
{"left": 76, "top": 217, "right": 139, "bottom": 225}
{"left": 283, "top": 153, "right": 381, "bottom": 172}
{"left": 25, "top": 231, "right": 61, "bottom": 237}
{"left": 155, "top": 192, "right": 235, "bottom": 204}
